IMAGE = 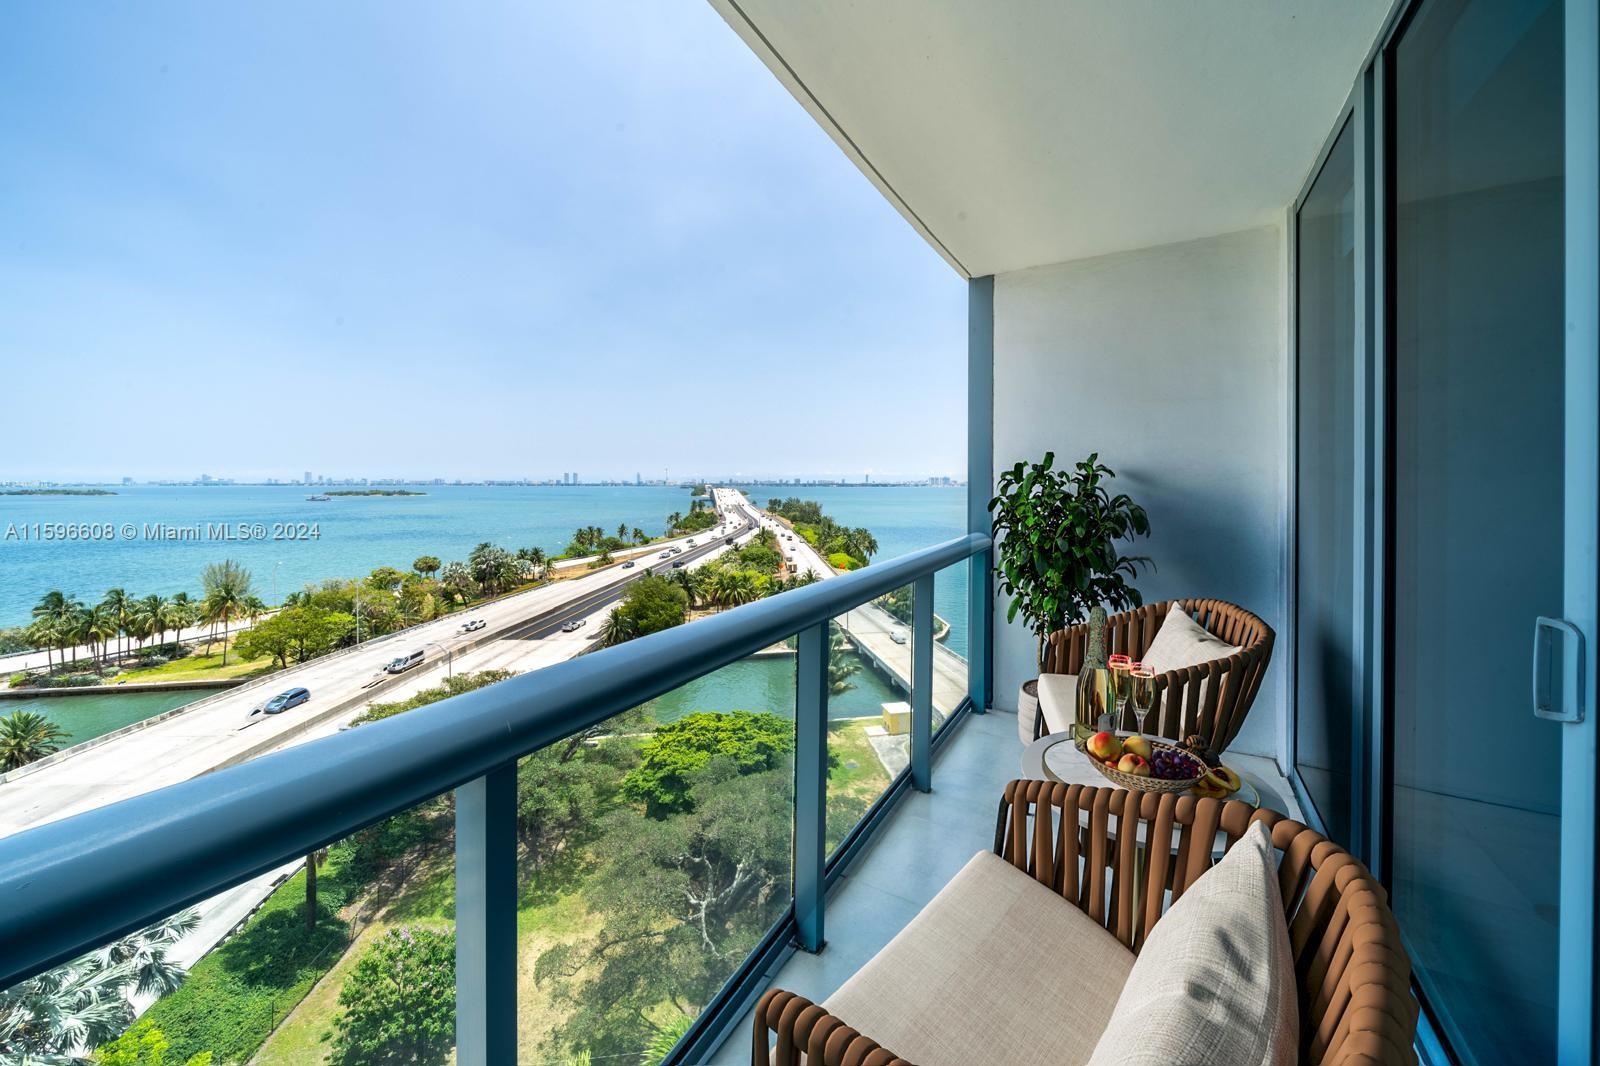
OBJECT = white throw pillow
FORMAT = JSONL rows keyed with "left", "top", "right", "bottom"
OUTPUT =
{"left": 1085, "top": 821, "right": 1297, "bottom": 1066}
{"left": 1138, "top": 603, "right": 1240, "bottom": 730}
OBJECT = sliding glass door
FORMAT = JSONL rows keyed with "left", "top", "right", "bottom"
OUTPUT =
{"left": 1294, "top": 117, "right": 1358, "bottom": 849}
{"left": 1387, "top": 0, "right": 1565, "bottom": 1059}
{"left": 1290, "top": 0, "right": 1598, "bottom": 1060}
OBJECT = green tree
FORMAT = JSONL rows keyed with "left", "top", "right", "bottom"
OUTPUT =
{"left": 95, "top": 1020, "right": 213, "bottom": 1066}
{"left": 515, "top": 707, "right": 646, "bottom": 868}
{"left": 100, "top": 587, "right": 132, "bottom": 663}
{"left": 623, "top": 710, "right": 794, "bottom": 817}
{"left": 200, "top": 560, "right": 255, "bottom": 665}
{"left": 601, "top": 575, "right": 688, "bottom": 648}
{"left": 326, "top": 927, "right": 455, "bottom": 1066}
{"left": 536, "top": 762, "right": 791, "bottom": 1060}
{"left": 467, "top": 542, "right": 519, "bottom": 596}
{"left": 0, "top": 710, "right": 69, "bottom": 770}
{"left": 437, "top": 561, "right": 477, "bottom": 605}
{"left": 412, "top": 555, "right": 441, "bottom": 578}
{"left": 33, "top": 590, "right": 84, "bottom": 670}
{"left": 233, "top": 606, "right": 355, "bottom": 669}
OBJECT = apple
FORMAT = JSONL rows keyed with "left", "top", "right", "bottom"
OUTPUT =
{"left": 1122, "top": 734, "right": 1153, "bottom": 760}
{"left": 1116, "top": 753, "right": 1151, "bottom": 777}
{"left": 1086, "top": 731, "right": 1123, "bottom": 762}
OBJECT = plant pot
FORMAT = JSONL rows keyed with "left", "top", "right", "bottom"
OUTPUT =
{"left": 1018, "top": 678, "right": 1041, "bottom": 745}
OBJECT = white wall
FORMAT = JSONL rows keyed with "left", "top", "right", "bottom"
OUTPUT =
{"left": 990, "top": 225, "right": 1286, "bottom": 757}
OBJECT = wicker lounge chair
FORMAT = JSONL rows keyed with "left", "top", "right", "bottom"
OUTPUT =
{"left": 752, "top": 780, "right": 1416, "bottom": 1065}
{"left": 1037, "top": 598, "right": 1275, "bottom": 751}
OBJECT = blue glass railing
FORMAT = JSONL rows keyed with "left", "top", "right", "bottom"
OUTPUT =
{"left": 0, "top": 531, "right": 991, "bottom": 1064}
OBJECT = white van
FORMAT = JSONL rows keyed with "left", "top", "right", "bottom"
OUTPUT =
{"left": 386, "top": 649, "right": 425, "bottom": 674}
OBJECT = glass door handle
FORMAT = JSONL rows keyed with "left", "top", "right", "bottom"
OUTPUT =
{"left": 1532, "top": 616, "right": 1585, "bottom": 723}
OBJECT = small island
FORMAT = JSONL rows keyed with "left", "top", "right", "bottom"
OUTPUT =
{"left": 2, "top": 488, "right": 116, "bottom": 496}
{"left": 324, "top": 489, "right": 427, "bottom": 497}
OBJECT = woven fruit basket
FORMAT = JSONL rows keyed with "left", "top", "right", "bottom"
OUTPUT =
{"left": 1076, "top": 735, "right": 1208, "bottom": 794}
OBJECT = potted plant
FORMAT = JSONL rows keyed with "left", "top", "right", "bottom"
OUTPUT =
{"left": 989, "top": 452, "right": 1152, "bottom": 741}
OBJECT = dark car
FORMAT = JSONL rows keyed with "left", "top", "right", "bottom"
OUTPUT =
{"left": 263, "top": 687, "right": 310, "bottom": 714}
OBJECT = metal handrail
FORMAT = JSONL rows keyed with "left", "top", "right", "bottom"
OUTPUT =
{"left": 0, "top": 532, "right": 989, "bottom": 991}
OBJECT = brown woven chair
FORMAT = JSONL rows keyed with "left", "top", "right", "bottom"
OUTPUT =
{"left": 1039, "top": 598, "right": 1275, "bottom": 751}
{"left": 752, "top": 780, "right": 1416, "bottom": 1065}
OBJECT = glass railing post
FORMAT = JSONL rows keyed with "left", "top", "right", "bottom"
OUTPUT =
{"left": 912, "top": 573, "right": 934, "bottom": 792}
{"left": 455, "top": 761, "right": 517, "bottom": 1065}
{"left": 794, "top": 621, "right": 829, "bottom": 952}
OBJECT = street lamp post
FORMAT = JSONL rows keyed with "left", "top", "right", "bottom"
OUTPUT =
{"left": 425, "top": 640, "right": 454, "bottom": 679}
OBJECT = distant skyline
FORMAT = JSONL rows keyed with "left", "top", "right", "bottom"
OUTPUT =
{"left": 0, "top": 2, "right": 965, "bottom": 483}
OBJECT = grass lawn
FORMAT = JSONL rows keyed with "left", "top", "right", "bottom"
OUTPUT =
{"left": 827, "top": 719, "right": 893, "bottom": 852}
{"left": 115, "top": 646, "right": 275, "bottom": 685}
{"left": 142, "top": 860, "right": 354, "bottom": 1064}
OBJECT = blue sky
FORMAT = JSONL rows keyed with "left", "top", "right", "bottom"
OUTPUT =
{"left": 0, "top": 2, "right": 965, "bottom": 483}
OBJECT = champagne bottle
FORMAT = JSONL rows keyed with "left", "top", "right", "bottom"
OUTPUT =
{"left": 1076, "top": 606, "right": 1109, "bottom": 732}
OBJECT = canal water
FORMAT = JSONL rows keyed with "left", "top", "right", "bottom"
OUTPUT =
{"left": 642, "top": 652, "right": 902, "bottom": 724}
{"left": 3, "top": 689, "right": 200, "bottom": 746}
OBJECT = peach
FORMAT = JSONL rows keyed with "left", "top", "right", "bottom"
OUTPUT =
{"left": 1122, "top": 734, "right": 1153, "bottom": 759}
{"left": 1086, "top": 731, "right": 1123, "bottom": 762}
{"left": 1117, "top": 753, "right": 1151, "bottom": 776}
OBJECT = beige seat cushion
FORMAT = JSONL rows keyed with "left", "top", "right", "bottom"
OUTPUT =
{"left": 824, "top": 851, "right": 1134, "bottom": 1066}
{"left": 1086, "top": 822, "right": 1297, "bottom": 1066}
{"left": 1139, "top": 604, "right": 1241, "bottom": 728}
{"left": 1037, "top": 672, "right": 1080, "bottom": 735}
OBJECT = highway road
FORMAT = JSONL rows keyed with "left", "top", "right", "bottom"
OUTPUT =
{"left": 741, "top": 494, "right": 970, "bottom": 718}
{"left": 0, "top": 500, "right": 753, "bottom": 836}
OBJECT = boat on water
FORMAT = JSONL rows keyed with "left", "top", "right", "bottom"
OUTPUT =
{"left": 306, "top": 493, "right": 332, "bottom": 502}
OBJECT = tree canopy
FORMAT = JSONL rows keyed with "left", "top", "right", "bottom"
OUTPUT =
{"left": 622, "top": 710, "right": 794, "bottom": 817}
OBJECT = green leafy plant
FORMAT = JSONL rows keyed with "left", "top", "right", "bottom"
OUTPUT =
{"left": 989, "top": 452, "right": 1152, "bottom": 669}
{"left": 325, "top": 926, "right": 455, "bottom": 1066}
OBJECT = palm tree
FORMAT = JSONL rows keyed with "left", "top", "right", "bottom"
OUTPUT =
{"left": 0, "top": 910, "right": 197, "bottom": 1058}
{"left": 131, "top": 594, "right": 169, "bottom": 653}
{"left": 200, "top": 560, "right": 256, "bottom": 666}
{"left": 168, "top": 592, "right": 195, "bottom": 653}
{"left": 32, "top": 591, "right": 82, "bottom": 671}
{"left": 666, "top": 511, "right": 684, "bottom": 533}
{"left": 24, "top": 616, "right": 57, "bottom": 674}
{"left": 412, "top": 555, "right": 441, "bottom": 578}
{"left": 99, "top": 587, "right": 131, "bottom": 664}
{"left": 86, "top": 606, "right": 118, "bottom": 674}
{"left": 617, "top": 522, "right": 629, "bottom": 541}
{"left": 631, "top": 526, "right": 647, "bottom": 544}
{"left": 828, "top": 623, "right": 859, "bottom": 696}
{"left": 439, "top": 561, "right": 477, "bottom": 604}
{"left": 597, "top": 611, "right": 638, "bottom": 647}
{"left": 662, "top": 567, "right": 696, "bottom": 606}
{"left": 0, "top": 710, "right": 69, "bottom": 770}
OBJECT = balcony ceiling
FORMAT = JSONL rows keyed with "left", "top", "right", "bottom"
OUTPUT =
{"left": 710, "top": 0, "right": 1392, "bottom": 277}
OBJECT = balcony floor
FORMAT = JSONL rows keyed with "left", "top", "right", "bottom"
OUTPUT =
{"left": 708, "top": 709, "right": 1301, "bottom": 1063}
{"left": 709, "top": 708, "right": 1021, "bottom": 1063}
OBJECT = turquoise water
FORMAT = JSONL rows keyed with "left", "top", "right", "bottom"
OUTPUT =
{"left": 0, "top": 690, "right": 199, "bottom": 745}
{"left": 0, "top": 484, "right": 968, "bottom": 630}
{"left": 0, "top": 484, "right": 697, "bottom": 627}
{"left": 643, "top": 652, "right": 902, "bottom": 723}
{"left": 733, "top": 484, "right": 969, "bottom": 656}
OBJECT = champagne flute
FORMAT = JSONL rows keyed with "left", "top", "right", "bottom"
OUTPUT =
{"left": 1108, "top": 658, "right": 1133, "bottom": 731}
{"left": 1131, "top": 663, "right": 1157, "bottom": 737}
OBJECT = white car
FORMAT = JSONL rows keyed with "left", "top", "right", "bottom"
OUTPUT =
{"left": 658, "top": 551, "right": 671, "bottom": 559}
{"left": 561, "top": 618, "right": 586, "bottom": 633}
{"left": 460, "top": 618, "right": 486, "bottom": 633}
{"left": 890, "top": 630, "right": 909, "bottom": 645}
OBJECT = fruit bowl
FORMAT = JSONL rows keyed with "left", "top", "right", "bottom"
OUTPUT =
{"left": 1074, "top": 729, "right": 1209, "bottom": 794}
